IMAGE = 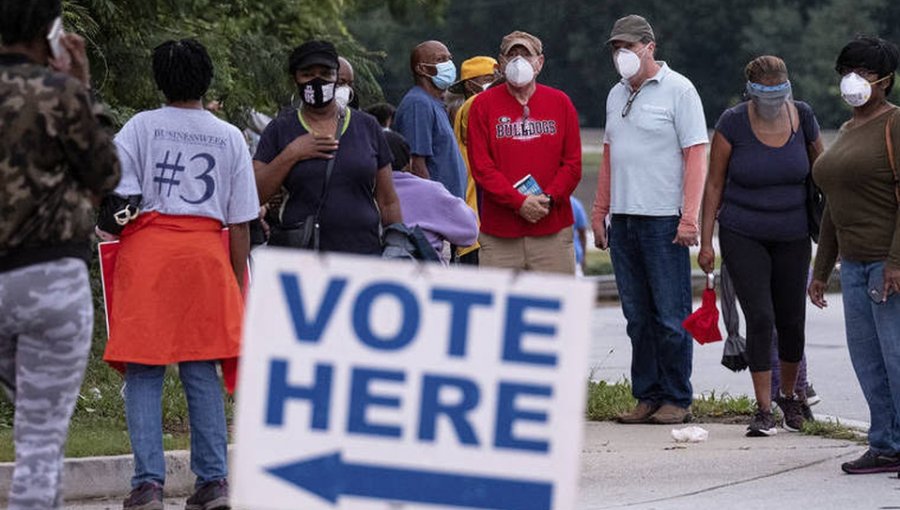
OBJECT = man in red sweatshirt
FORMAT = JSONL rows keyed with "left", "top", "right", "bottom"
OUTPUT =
{"left": 467, "top": 30, "right": 582, "bottom": 274}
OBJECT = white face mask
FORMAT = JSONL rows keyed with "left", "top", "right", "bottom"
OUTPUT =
{"left": 840, "top": 72, "right": 889, "bottom": 108}
{"left": 614, "top": 47, "right": 646, "bottom": 80}
{"left": 335, "top": 85, "right": 353, "bottom": 108}
{"left": 505, "top": 56, "right": 535, "bottom": 87}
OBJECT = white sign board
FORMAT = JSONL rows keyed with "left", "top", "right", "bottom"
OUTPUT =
{"left": 233, "top": 249, "right": 594, "bottom": 510}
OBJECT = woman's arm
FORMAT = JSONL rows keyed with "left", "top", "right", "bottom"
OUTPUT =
{"left": 697, "top": 131, "right": 732, "bottom": 273}
{"left": 375, "top": 164, "right": 403, "bottom": 225}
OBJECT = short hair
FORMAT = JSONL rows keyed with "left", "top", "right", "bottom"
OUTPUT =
{"left": 0, "top": 0, "right": 61, "bottom": 46}
{"left": 384, "top": 130, "right": 410, "bottom": 172}
{"left": 365, "top": 102, "right": 396, "bottom": 128}
{"left": 745, "top": 55, "right": 788, "bottom": 83}
{"left": 835, "top": 36, "right": 900, "bottom": 95}
{"left": 152, "top": 39, "right": 213, "bottom": 102}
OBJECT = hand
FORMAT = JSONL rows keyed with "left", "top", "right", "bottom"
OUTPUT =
{"left": 53, "top": 33, "right": 91, "bottom": 87}
{"left": 882, "top": 264, "right": 900, "bottom": 301}
{"left": 673, "top": 225, "right": 699, "bottom": 247}
{"left": 697, "top": 245, "right": 716, "bottom": 274}
{"left": 808, "top": 279, "right": 829, "bottom": 309}
{"left": 518, "top": 194, "right": 550, "bottom": 223}
{"left": 285, "top": 133, "right": 339, "bottom": 162}
{"left": 592, "top": 221, "right": 608, "bottom": 250}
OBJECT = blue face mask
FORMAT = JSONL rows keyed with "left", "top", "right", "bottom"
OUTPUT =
{"left": 429, "top": 60, "right": 457, "bottom": 90}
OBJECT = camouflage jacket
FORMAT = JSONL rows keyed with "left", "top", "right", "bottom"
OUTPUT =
{"left": 0, "top": 53, "right": 121, "bottom": 271}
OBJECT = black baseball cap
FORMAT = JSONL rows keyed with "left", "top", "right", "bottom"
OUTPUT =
{"left": 288, "top": 40, "right": 339, "bottom": 74}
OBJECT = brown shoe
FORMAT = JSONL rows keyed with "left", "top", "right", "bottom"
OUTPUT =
{"left": 617, "top": 401, "right": 660, "bottom": 424}
{"left": 649, "top": 404, "right": 692, "bottom": 424}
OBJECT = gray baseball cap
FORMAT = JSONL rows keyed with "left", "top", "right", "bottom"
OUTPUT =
{"left": 607, "top": 15, "right": 655, "bottom": 45}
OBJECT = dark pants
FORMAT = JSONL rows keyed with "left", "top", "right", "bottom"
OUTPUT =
{"left": 458, "top": 249, "right": 479, "bottom": 266}
{"left": 718, "top": 226, "right": 810, "bottom": 372}
{"left": 610, "top": 215, "right": 693, "bottom": 408}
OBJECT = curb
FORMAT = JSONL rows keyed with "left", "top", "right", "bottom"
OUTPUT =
{"left": 0, "top": 450, "right": 195, "bottom": 504}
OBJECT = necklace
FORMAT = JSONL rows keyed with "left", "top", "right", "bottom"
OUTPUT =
{"left": 298, "top": 107, "right": 338, "bottom": 136}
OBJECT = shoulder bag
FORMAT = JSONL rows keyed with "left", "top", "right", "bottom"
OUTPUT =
{"left": 886, "top": 108, "right": 900, "bottom": 206}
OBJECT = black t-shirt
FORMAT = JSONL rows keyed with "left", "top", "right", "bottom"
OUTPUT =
{"left": 255, "top": 108, "right": 392, "bottom": 254}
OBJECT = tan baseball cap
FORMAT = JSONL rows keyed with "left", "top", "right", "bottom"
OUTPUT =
{"left": 607, "top": 14, "right": 655, "bottom": 45}
{"left": 500, "top": 30, "right": 543, "bottom": 56}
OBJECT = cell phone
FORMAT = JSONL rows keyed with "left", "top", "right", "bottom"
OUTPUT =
{"left": 46, "top": 17, "right": 65, "bottom": 60}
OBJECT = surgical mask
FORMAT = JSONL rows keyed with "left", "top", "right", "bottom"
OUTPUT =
{"left": 505, "top": 56, "right": 535, "bottom": 87}
{"left": 298, "top": 77, "right": 335, "bottom": 108}
{"left": 614, "top": 48, "right": 644, "bottom": 80}
{"left": 840, "top": 72, "right": 889, "bottom": 107}
{"left": 429, "top": 60, "right": 457, "bottom": 90}
{"left": 335, "top": 85, "right": 353, "bottom": 109}
{"left": 746, "top": 81, "right": 792, "bottom": 120}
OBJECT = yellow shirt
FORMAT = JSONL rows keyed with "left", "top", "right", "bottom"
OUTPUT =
{"left": 453, "top": 94, "right": 481, "bottom": 255}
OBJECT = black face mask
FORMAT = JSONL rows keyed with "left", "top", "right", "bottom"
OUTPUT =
{"left": 298, "top": 77, "right": 336, "bottom": 108}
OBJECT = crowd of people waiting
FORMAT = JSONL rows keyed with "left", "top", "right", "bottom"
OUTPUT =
{"left": 1, "top": 0, "right": 900, "bottom": 508}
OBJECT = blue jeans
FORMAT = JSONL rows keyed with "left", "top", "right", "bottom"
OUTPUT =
{"left": 125, "top": 361, "right": 228, "bottom": 488}
{"left": 610, "top": 215, "right": 693, "bottom": 408}
{"left": 840, "top": 260, "right": 900, "bottom": 455}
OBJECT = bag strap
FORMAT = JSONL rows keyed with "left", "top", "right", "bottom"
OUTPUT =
{"left": 886, "top": 108, "right": 900, "bottom": 205}
{"left": 314, "top": 107, "right": 348, "bottom": 217}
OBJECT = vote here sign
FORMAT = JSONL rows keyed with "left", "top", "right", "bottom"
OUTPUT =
{"left": 233, "top": 249, "right": 595, "bottom": 510}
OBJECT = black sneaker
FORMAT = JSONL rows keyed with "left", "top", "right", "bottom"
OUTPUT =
{"left": 185, "top": 479, "right": 230, "bottom": 510}
{"left": 776, "top": 393, "right": 811, "bottom": 432}
{"left": 841, "top": 449, "right": 900, "bottom": 474}
{"left": 746, "top": 409, "right": 777, "bottom": 437}
{"left": 123, "top": 482, "right": 163, "bottom": 510}
{"left": 806, "top": 384, "right": 821, "bottom": 406}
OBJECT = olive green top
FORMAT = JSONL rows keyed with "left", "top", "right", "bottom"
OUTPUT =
{"left": 812, "top": 107, "right": 900, "bottom": 282}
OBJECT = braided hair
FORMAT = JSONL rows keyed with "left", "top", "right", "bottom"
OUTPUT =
{"left": 745, "top": 55, "right": 788, "bottom": 84}
{"left": 152, "top": 39, "right": 213, "bottom": 102}
{"left": 0, "top": 0, "right": 60, "bottom": 46}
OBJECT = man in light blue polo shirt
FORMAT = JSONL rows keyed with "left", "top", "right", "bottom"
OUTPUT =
{"left": 591, "top": 14, "right": 708, "bottom": 425}
{"left": 394, "top": 40, "right": 467, "bottom": 200}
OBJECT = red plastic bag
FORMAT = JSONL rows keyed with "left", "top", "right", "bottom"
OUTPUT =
{"left": 683, "top": 275, "right": 723, "bottom": 345}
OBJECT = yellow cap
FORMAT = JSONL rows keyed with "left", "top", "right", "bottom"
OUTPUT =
{"left": 459, "top": 56, "right": 498, "bottom": 82}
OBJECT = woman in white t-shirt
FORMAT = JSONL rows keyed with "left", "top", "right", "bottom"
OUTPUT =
{"left": 100, "top": 39, "right": 259, "bottom": 510}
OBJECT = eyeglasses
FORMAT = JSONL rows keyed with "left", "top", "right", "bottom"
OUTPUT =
{"left": 622, "top": 88, "right": 641, "bottom": 117}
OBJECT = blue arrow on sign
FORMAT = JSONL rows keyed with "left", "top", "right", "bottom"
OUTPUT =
{"left": 266, "top": 451, "right": 553, "bottom": 510}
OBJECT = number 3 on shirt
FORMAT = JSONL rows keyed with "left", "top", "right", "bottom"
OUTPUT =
{"left": 180, "top": 153, "right": 216, "bottom": 205}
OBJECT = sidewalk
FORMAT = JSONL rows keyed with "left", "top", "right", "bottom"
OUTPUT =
{"left": 48, "top": 420, "right": 899, "bottom": 509}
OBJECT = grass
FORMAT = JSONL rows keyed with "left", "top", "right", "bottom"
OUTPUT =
{"left": 801, "top": 419, "right": 867, "bottom": 444}
{"left": 585, "top": 379, "right": 756, "bottom": 423}
{"left": 582, "top": 152, "right": 603, "bottom": 175}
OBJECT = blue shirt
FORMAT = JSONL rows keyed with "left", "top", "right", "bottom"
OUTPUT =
{"left": 394, "top": 86, "right": 467, "bottom": 199}
{"left": 570, "top": 196, "right": 588, "bottom": 265}
{"left": 715, "top": 101, "right": 819, "bottom": 241}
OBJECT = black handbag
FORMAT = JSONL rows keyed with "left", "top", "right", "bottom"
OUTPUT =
{"left": 96, "top": 193, "right": 142, "bottom": 235}
{"left": 805, "top": 174, "right": 825, "bottom": 243}
{"left": 268, "top": 109, "right": 346, "bottom": 251}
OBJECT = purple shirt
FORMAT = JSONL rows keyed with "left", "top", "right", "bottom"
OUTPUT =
{"left": 391, "top": 171, "right": 478, "bottom": 263}
{"left": 715, "top": 101, "right": 819, "bottom": 241}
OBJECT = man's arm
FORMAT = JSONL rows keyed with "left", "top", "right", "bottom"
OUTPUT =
{"left": 409, "top": 156, "right": 430, "bottom": 179}
{"left": 543, "top": 97, "right": 582, "bottom": 204}
{"left": 590, "top": 145, "right": 611, "bottom": 249}
{"left": 675, "top": 143, "right": 708, "bottom": 247}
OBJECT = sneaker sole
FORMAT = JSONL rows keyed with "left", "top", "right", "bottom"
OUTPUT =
{"left": 841, "top": 465, "right": 900, "bottom": 474}
{"left": 783, "top": 421, "right": 804, "bottom": 432}
{"left": 185, "top": 496, "right": 230, "bottom": 510}
{"left": 746, "top": 427, "right": 777, "bottom": 437}
{"left": 806, "top": 395, "right": 821, "bottom": 406}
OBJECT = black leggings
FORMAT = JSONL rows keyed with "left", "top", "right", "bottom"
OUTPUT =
{"left": 718, "top": 226, "right": 811, "bottom": 372}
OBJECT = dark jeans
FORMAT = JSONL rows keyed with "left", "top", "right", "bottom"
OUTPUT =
{"left": 610, "top": 215, "right": 693, "bottom": 408}
{"left": 458, "top": 249, "right": 479, "bottom": 266}
{"left": 718, "top": 226, "right": 810, "bottom": 372}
